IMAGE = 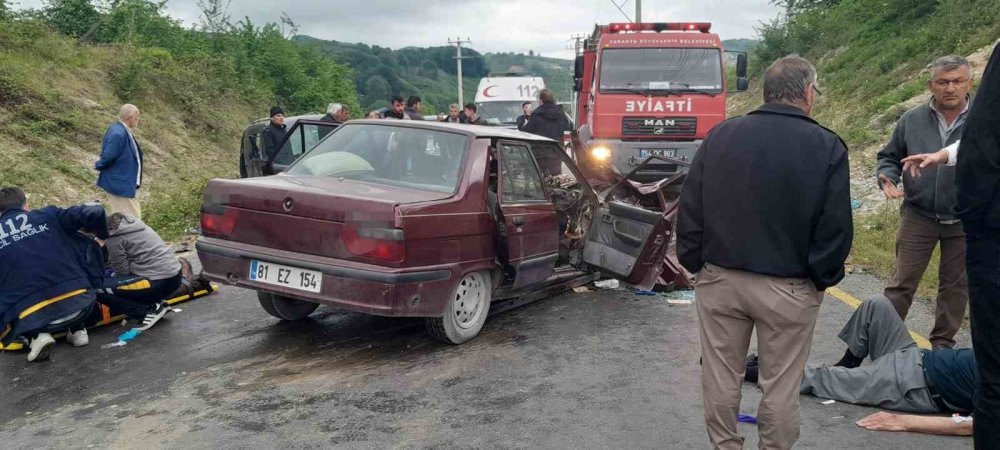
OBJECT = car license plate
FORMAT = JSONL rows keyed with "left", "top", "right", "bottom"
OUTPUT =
{"left": 248, "top": 260, "right": 322, "bottom": 293}
{"left": 639, "top": 149, "right": 677, "bottom": 158}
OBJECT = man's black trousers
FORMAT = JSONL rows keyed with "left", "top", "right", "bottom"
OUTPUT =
{"left": 968, "top": 232, "right": 1000, "bottom": 448}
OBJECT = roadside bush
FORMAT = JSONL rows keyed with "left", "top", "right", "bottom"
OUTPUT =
{"left": 144, "top": 178, "right": 211, "bottom": 241}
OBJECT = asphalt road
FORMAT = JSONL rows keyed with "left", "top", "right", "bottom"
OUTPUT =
{"left": 0, "top": 273, "right": 973, "bottom": 449}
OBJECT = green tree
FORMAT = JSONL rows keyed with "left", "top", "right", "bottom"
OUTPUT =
{"left": 364, "top": 75, "right": 389, "bottom": 103}
{"left": 44, "top": 0, "right": 100, "bottom": 37}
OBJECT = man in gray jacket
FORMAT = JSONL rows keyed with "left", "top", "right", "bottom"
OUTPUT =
{"left": 97, "top": 213, "right": 183, "bottom": 330}
{"left": 876, "top": 55, "right": 974, "bottom": 349}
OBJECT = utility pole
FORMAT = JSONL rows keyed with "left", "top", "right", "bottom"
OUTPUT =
{"left": 567, "top": 34, "right": 587, "bottom": 121}
{"left": 448, "top": 37, "right": 473, "bottom": 107}
{"left": 635, "top": 0, "right": 642, "bottom": 23}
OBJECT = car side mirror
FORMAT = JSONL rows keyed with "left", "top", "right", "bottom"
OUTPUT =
{"left": 574, "top": 55, "right": 584, "bottom": 79}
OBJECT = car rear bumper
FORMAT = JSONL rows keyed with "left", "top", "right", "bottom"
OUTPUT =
{"left": 196, "top": 237, "right": 459, "bottom": 317}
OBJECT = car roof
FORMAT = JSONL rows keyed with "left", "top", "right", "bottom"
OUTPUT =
{"left": 246, "top": 114, "right": 324, "bottom": 129}
{"left": 342, "top": 119, "right": 559, "bottom": 143}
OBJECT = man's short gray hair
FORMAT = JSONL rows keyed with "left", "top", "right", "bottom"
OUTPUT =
{"left": 763, "top": 55, "right": 818, "bottom": 104}
{"left": 930, "top": 55, "right": 970, "bottom": 75}
{"left": 118, "top": 104, "right": 139, "bottom": 120}
{"left": 449, "top": 103, "right": 460, "bottom": 110}
{"left": 327, "top": 103, "right": 344, "bottom": 115}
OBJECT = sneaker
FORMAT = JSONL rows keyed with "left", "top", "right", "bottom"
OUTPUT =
{"left": 66, "top": 329, "right": 89, "bottom": 347}
{"left": 136, "top": 303, "right": 170, "bottom": 331}
{"left": 27, "top": 333, "right": 56, "bottom": 362}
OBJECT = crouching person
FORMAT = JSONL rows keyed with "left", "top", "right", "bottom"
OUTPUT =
{"left": 0, "top": 187, "right": 107, "bottom": 362}
{"left": 97, "top": 213, "right": 183, "bottom": 330}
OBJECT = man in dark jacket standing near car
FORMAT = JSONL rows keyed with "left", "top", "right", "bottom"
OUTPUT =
{"left": 677, "top": 55, "right": 852, "bottom": 450}
{"left": 516, "top": 102, "right": 532, "bottom": 131}
{"left": 260, "top": 106, "right": 288, "bottom": 161}
{"left": 95, "top": 104, "right": 144, "bottom": 219}
{"left": 521, "top": 90, "right": 570, "bottom": 141}
{"left": 876, "top": 55, "right": 973, "bottom": 350}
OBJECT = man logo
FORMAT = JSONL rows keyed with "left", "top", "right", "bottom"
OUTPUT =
{"left": 644, "top": 119, "right": 677, "bottom": 127}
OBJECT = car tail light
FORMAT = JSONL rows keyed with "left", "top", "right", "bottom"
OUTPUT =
{"left": 343, "top": 223, "right": 405, "bottom": 262}
{"left": 201, "top": 206, "right": 239, "bottom": 237}
{"left": 608, "top": 22, "right": 712, "bottom": 33}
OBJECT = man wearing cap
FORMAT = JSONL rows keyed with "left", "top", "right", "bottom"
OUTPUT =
{"left": 261, "top": 106, "right": 288, "bottom": 161}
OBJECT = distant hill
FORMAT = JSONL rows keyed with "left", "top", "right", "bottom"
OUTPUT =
{"left": 294, "top": 35, "right": 487, "bottom": 114}
{"left": 722, "top": 39, "right": 758, "bottom": 52}
{"left": 295, "top": 35, "right": 574, "bottom": 114}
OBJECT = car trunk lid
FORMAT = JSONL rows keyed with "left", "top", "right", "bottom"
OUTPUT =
{"left": 202, "top": 175, "right": 448, "bottom": 261}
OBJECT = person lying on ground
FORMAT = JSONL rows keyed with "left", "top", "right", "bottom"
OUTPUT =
{"left": 0, "top": 186, "right": 107, "bottom": 362}
{"left": 97, "top": 213, "right": 185, "bottom": 330}
{"left": 743, "top": 296, "right": 976, "bottom": 437}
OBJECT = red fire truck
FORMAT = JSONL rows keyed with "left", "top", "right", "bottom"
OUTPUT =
{"left": 572, "top": 22, "right": 748, "bottom": 180}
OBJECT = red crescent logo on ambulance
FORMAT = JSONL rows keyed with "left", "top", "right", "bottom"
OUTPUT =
{"left": 483, "top": 85, "right": 499, "bottom": 97}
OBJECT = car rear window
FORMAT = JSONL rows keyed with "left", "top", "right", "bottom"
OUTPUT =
{"left": 287, "top": 124, "right": 469, "bottom": 193}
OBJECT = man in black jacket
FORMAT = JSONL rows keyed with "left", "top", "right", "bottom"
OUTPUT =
{"left": 404, "top": 96, "right": 425, "bottom": 120}
{"left": 521, "top": 90, "right": 570, "bottom": 141}
{"left": 462, "top": 103, "right": 486, "bottom": 125}
{"left": 516, "top": 101, "right": 532, "bottom": 131}
{"left": 260, "top": 106, "right": 288, "bottom": 161}
{"left": 677, "top": 55, "right": 852, "bottom": 450}
{"left": 383, "top": 96, "right": 408, "bottom": 120}
{"left": 898, "top": 43, "right": 1000, "bottom": 450}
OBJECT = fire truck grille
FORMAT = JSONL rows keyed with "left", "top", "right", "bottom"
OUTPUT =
{"left": 622, "top": 117, "right": 697, "bottom": 137}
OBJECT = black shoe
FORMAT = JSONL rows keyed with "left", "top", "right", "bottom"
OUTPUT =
{"left": 834, "top": 349, "right": 863, "bottom": 368}
{"left": 744, "top": 354, "right": 759, "bottom": 383}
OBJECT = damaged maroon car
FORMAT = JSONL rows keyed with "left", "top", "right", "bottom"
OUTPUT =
{"left": 197, "top": 120, "right": 690, "bottom": 344}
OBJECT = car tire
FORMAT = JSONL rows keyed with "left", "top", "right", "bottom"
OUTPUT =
{"left": 257, "top": 291, "right": 319, "bottom": 321}
{"left": 239, "top": 154, "right": 248, "bottom": 178}
{"left": 425, "top": 271, "right": 492, "bottom": 344}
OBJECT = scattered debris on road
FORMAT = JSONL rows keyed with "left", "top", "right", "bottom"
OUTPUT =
{"left": 573, "top": 286, "right": 591, "bottom": 293}
{"left": 821, "top": 399, "right": 837, "bottom": 405}
{"left": 594, "top": 279, "right": 620, "bottom": 290}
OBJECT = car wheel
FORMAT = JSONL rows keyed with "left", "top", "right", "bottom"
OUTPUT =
{"left": 239, "top": 154, "right": 248, "bottom": 178}
{"left": 257, "top": 291, "right": 319, "bottom": 321}
{"left": 425, "top": 271, "right": 492, "bottom": 344}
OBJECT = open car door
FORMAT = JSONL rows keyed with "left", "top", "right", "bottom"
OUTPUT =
{"left": 581, "top": 156, "right": 690, "bottom": 291}
{"left": 264, "top": 120, "right": 340, "bottom": 175}
{"left": 494, "top": 140, "right": 560, "bottom": 290}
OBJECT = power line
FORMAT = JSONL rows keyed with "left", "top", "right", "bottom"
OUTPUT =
{"left": 610, "top": 0, "right": 633, "bottom": 22}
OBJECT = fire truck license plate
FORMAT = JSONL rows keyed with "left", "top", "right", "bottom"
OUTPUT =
{"left": 249, "top": 260, "right": 322, "bottom": 293}
{"left": 639, "top": 149, "right": 676, "bottom": 158}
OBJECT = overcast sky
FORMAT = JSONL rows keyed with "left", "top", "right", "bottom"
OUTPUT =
{"left": 13, "top": 0, "right": 782, "bottom": 59}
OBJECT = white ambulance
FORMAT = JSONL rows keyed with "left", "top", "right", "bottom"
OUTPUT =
{"left": 474, "top": 74, "right": 545, "bottom": 128}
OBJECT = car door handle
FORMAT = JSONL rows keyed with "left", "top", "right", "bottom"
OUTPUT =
{"left": 612, "top": 220, "right": 644, "bottom": 246}
{"left": 511, "top": 216, "right": 525, "bottom": 226}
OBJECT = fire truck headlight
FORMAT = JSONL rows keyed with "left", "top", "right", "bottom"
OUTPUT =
{"left": 591, "top": 146, "right": 611, "bottom": 160}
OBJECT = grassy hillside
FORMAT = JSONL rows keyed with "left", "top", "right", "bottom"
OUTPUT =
{"left": 0, "top": 1, "right": 356, "bottom": 239}
{"left": 730, "top": 0, "right": 1000, "bottom": 297}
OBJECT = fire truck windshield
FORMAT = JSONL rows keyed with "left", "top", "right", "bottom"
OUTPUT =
{"left": 599, "top": 48, "right": 723, "bottom": 94}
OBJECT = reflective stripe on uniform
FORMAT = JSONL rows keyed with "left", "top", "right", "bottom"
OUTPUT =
{"left": 18, "top": 289, "right": 87, "bottom": 319}
{"left": 118, "top": 279, "right": 151, "bottom": 291}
